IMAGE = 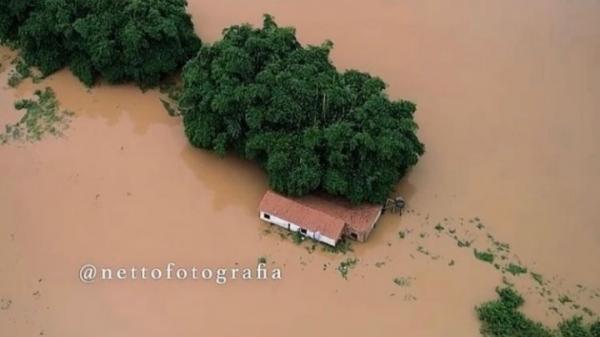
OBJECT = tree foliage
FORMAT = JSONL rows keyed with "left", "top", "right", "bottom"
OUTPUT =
{"left": 5, "top": 0, "right": 200, "bottom": 87}
{"left": 0, "top": 0, "right": 37, "bottom": 43}
{"left": 181, "top": 15, "right": 424, "bottom": 204}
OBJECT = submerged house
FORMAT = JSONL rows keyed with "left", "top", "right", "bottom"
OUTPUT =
{"left": 258, "top": 190, "right": 383, "bottom": 246}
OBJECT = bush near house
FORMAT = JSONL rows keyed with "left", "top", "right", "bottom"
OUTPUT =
{"left": 180, "top": 15, "right": 424, "bottom": 204}
{"left": 4, "top": 0, "right": 201, "bottom": 87}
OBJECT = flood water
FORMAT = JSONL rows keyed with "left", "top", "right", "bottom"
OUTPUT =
{"left": 1, "top": 1, "right": 599, "bottom": 336}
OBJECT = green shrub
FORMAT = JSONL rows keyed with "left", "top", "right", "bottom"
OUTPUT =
{"left": 180, "top": 15, "right": 424, "bottom": 204}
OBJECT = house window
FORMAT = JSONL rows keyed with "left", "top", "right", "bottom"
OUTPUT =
{"left": 300, "top": 228, "right": 307, "bottom": 235}
{"left": 263, "top": 213, "right": 271, "bottom": 220}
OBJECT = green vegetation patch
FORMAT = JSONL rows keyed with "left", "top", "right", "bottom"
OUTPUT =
{"left": 505, "top": 263, "right": 528, "bottom": 276}
{"left": 337, "top": 258, "right": 358, "bottom": 280}
{"left": 180, "top": 15, "right": 424, "bottom": 204}
{"left": 474, "top": 249, "right": 495, "bottom": 264}
{"left": 477, "top": 287, "right": 600, "bottom": 337}
{"left": 393, "top": 276, "right": 413, "bottom": 287}
{"left": 0, "top": 87, "right": 73, "bottom": 144}
{"left": 3, "top": 0, "right": 201, "bottom": 88}
{"left": 531, "top": 272, "right": 545, "bottom": 285}
{"left": 6, "top": 57, "right": 41, "bottom": 87}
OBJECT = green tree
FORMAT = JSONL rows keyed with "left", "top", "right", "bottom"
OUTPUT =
{"left": 181, "top": 15, "right": 424, "bottom": 204}
{"left": 0, "top": 0, "right": 37, "bottom": 43}
{"left": 11, "top": 0, "right": 201, "bottom": 87}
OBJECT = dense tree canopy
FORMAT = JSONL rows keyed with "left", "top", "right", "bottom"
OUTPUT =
{"left": 181, "top": 15, "right": 425, "bottom": 204}
{"left": 4, "top": 0, "right": 200, "bottom": 87}
{"left": 0, "top": 0, "right": 37, "bottom": 43}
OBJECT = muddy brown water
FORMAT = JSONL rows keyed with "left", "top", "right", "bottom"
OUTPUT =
{"left": 1, "top": 1, "right": 599, "bottom": 336}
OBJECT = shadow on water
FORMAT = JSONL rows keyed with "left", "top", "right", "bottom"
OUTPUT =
{"left": 179, "top": 144, "right": 267, "bottom": 216}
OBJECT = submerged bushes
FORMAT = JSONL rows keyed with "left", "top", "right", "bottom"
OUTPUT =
{"left": 3, "top": 0, "right": 200, "bottom": 87}
{"left": 477, "top": 287, "right": 600, "bottom": 337}
{"left": 181, "top": 15, "right": 424, "bottom": 204}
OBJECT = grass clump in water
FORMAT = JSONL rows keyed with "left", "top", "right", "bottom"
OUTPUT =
{"left": 393, "top": 277, "right": 413, "bottom": 287}
{"left": 337, "top": 258, "right": 358, "bottom": 280}
{"left": 474, "top": 249, "right": 495, "bottom": 264}
{"left": 0, "top": 87, "right": 73, "bottom": 144}
{"left": 531, "top": 272, "right": 545, "bottom": 285}
{"left": 505, "top": 263, "right": 527, "bottom": 276}
{"left": 7, "top": 58, "right": 42, "bottom": 88}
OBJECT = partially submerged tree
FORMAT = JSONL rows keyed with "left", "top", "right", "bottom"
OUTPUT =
{"left": 0, "top": 0, "right": 37, "bottom": 43}
{"left": 181, "top": 15, "right": 424, "bottom": 204}
{"left": 9, "top": 0, "right": 201, "bottom": 87}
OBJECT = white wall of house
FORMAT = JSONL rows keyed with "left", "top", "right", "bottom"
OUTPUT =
{"left": 259, "top": 211, "right": 337, "bottom": 246}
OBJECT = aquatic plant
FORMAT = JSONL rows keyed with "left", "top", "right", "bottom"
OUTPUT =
{"left": 337, "top": 257, "right": 358, "bottom": 279}
{"left": 393, "top": 277, "right": 413, "bottom": 287}
{"left": 0, "top": 87, "right": 73, "bottom": 144}
{"left": 180, "top": 15, "right": 424, "bottom": 204}
{"left": 505, "top": 263, "right": 527, "bottom": 276}
{"left": 474, "top": 249, "right": 495, "bottom": 263}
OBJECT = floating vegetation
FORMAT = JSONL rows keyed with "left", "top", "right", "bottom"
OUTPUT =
{"left": 558, "top": 295, "right": 573, "bottom": 305}
{"left": 375, "top": 261, "right": 386, "bottom": 268}
{"left": 531, "top": 272, "right": 545, "bottom": 285}
{"left": 477, "top": 287, "right": 600, "bottom": 337}
{"left": 505, "top": 263, "right": 527, "bottom": 276}
{"left": 403, "top": 294, "right": 417, "bottom": 302}
{"left": 456, "top": 237, "right": 473, "bottom": 248}
{"left": 393, "top": 276, "right": 414, "bottom": 287}
{"left": 337, "top": 258, "right": 358, "bottom": 280}
{"left": 0, "top": 298, "right": 12, "bottom": 310}
{"left": 474, "top": 249, "right": 495, "bottom": 264}
{"left": 0, "top": 87, "right": 73, "bottom": 144}
{"left": 417, "top": 245, "right": 430, "bottom": 256}
{"left": 6, "top": 58, "right": 42, "bottom": 88}
{"left": 583, "top": 307, "right": 596, "bottom": 317}
{"left": 488, "top": 234, "right": 510, "bottom": 253}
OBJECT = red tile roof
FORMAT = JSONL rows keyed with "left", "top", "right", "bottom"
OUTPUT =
{"left": 294, "top": 194, "right": 383, "bottom": 234}
{"left": 258, "top": 190, "right": 383, "bottom": 241}
{"left": 259, "top": 191, "right": 346, "bottom": 240}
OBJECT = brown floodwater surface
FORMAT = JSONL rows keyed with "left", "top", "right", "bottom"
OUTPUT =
{"left": 1, "top": 1, "right": 600, "bottom": 336}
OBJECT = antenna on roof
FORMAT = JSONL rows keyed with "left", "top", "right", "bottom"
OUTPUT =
{"left": 384, "top": 196, "right": 406, "bottom": 214}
